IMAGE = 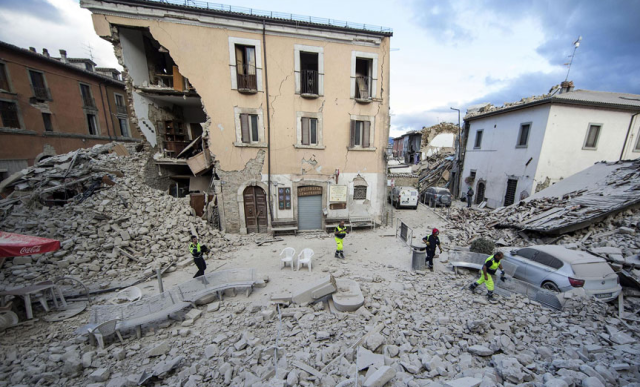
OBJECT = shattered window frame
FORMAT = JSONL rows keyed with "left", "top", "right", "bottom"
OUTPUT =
{"left": 0, "top": 61, "right": 12, "bottom": 92}
{"left": 583, "top": 123, "right": 602, "bottom": 150}
{"left": 0, "top": 99, "right": 22, "bottom": 129}
{"left": 473, "top": 129, "right": 483, "bottom": 149}
{"left": 516, "top": 122, "right": 531, "bottom": 148}
{"left": 86, "top": 113, "right": 99, "bottom": 136}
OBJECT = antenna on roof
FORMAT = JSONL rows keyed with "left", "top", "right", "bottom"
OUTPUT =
{"left": 564, "top": 36, "right": 581, "bottom": 82}
{"left": 82, "top": 42, "right": 95, "bottom": 61}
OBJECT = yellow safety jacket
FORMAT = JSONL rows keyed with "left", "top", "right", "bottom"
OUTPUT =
{"left": 189, "top": 242, "right": 202, "bottom": 258}
{"left": 335, "top": 226, "right": 347, "bottom": 239}
{"left": 484, "top": 255, "right": 500, "bottom": 275}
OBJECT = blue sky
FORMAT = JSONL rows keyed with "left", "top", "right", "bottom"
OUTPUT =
{"left": 1, "top": 0, "right": 638, "bottom": 140}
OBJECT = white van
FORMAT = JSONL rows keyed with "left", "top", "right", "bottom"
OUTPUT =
{"left": 389, "top": 186, "right": 419, "bottom": 209}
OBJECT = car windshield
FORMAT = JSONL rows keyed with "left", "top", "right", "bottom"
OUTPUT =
{"left": 571, "top": 262, "right": 614, "bottom": 278}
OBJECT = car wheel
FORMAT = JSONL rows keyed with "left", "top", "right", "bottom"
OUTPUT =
{"left": 541, "top": 281, "right": 560, "bottom": 292}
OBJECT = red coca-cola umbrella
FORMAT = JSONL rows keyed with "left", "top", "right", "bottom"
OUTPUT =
{"left": 0, "top": 231, "right": 60, "bottom": 258}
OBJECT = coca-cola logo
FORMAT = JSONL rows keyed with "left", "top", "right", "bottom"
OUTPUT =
{"left": 20, "top": 245, "right": 42, "bottom": 255}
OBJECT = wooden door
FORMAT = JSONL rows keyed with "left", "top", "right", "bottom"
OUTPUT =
{"left": 243, "top": 186, "right": 268, "bottom": 233}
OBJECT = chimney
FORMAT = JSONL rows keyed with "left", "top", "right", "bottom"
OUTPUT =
{"left": 59, "top": 49, "right": 68, "bottom": 63}
{"left": 29, "top": 47, "right": 36, "bottom": 53}
{"left": 42, "top": 48, "right": 50, "bottom": 58}
{"left": 559, "top": 80, "right": 575, "bottom": 94}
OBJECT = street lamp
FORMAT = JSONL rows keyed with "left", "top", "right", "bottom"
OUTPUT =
{"left": 450, "top": 107, "right": 461, "bottom": 197}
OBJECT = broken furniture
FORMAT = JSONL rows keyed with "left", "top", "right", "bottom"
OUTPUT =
{"left": 0, "top": 283, "right": 67, "bottom": 320}
{"left": 88, "top": 319, "right": 124, "bottom": 349}
{"left": 0, "top": 231, "right": 61, "bottom": 258}
{"left": 332, "top": 279, "right": 365, "bottom": 312}
{"left": 280, "top": 247, "right": 296, "bottom": 270}
{"left": 110, "top": 286, "right": 142, "bottom": 304}
{"left": 297, "top": 248, "right": 314, "bottom": 272}
{"left": 0, "top": 301, "right": 18, "bottom": 331}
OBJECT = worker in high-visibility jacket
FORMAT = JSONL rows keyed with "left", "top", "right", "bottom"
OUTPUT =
{"left": 334, "top": 221, "right": 348, "bottom": 259}
{"left": 469, "top": 252, "right": 506, "bottom": 300}
{"left": 189, "top": 235, "right": 208, "bottom": 278}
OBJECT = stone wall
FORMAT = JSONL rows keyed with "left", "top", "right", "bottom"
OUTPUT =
{"left": 217, "top": 150, "right": 266, "bottom": 233}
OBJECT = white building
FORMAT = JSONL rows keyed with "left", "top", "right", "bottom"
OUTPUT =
{"left": 461, "top": 86, "right": 640, "bottom": 208}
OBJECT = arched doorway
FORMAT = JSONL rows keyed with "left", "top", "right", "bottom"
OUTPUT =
{"left": 475, "top": 181, "right": 486, "bottom": 204}
{"left": 243, "top": 186, "right": 268, "bottom": 233}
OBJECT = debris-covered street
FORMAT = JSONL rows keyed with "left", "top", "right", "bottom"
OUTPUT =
{"left": 0, "top": 144, "right": 639, "bottom": 387}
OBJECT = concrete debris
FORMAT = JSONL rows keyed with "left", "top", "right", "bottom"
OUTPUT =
{"left": 0, "top": 142, "right": 251, "bottom": 291}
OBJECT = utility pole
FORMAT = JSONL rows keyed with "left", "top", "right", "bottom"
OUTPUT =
{"left": 450, "top": 107, "right": 461, "bottom": 197}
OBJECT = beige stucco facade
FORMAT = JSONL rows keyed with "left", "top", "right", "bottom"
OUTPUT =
{"left": 82, "top": 0, "right": 391, "bottom": 233}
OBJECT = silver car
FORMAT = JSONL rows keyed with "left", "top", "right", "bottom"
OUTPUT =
{"left": 503, "top": 245, "right": 621, "bottom": 302}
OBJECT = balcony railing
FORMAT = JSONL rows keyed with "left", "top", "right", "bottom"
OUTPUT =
{"left": 236, "top": 64, "right": 257, "bottom": 92}
{"left": 355, "top": 76, "right": 371, "bottom": 100}
{"left": 300, "top": 69, "right": 319, "bottom": 95}
{"left": 116, "top": 105, "right": 127, "bottom": 115}
{"left": 82, "top": 95, "right": 97, "bottom": 109}
{"left": 33, "top": 86, "right": 51, "bottom": 101}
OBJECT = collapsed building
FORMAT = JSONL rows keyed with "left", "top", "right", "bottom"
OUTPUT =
{"left": 80, "top": 0, "right": 393, "bottom": 235}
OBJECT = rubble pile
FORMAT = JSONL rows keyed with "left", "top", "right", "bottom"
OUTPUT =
{"left": 0, "top": 143, "right": 243, "bottom": 289}
{"left": 418, "top": 156, "right": 454, "bottom": 193}
{"left": 1, "top": 264, "right": 637, "bottom": 386}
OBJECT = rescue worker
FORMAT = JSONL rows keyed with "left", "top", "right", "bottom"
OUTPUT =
{"left": 469, "top": 251, "right": 506, "bottom": 300}
{"left": 466, "top": 187, "right": 474, "bottom": 208}
{"left": 334, "top": 221, "right": 347, "bottom": 259}
{"left": 422, "top": 228, "right": 443, "bottom": 271}
{"left": 189, "top": 235, "right": 208, "bottom": 278}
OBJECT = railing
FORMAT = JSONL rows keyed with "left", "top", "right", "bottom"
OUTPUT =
{"left": 237, "top": 64, "right": 257, "bottom": 91}
{"left": 33, "top": 86, "right": 51, "bottom": 101}
{"left": 116, "top": 105, "right": 127, "bottom": 115}
{"left": 82, "top": 95, "right": 97, "bottom": 109}
{"left": 300, "top": 69, "right": 319, "bottom": 95}
{"left": 151, "top": 0, "right": 392, "bottom": 33}
{"left": 355, "top": 76, "right": 371, "bottom": 99}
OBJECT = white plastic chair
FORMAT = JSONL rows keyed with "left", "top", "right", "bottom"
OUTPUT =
{"left": 88, "top": 319, "right": 124, "bottom": 349}
{"left": 297, "top": 248, "right": 314, "bottom": 272}
{"left": 280, "top": 247, "right": 296, "bottom": 270}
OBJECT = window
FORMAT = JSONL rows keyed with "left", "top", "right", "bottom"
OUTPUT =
{"left": 351, "top": 120, "right": 371, "bottom": 148}
{"left": 86, "top": 113, "right": 98, "bottom": 135}
{"left": 295, "top": 45, "right": 324, "bottom": 96}
{"left": 119, "top": 118, "right": 130, "bottom": 137}
{"left": 474, "top": 130, "right": 483, "bottom": 149}
{"left": 28, "top": 70, "right": 50, "bottom": 100}
{"left": 278, "top": 187, "right": 291, "bottom": 210}
{"left": 353, "top": 186, "right": 367, "bottom": 200}
{"left": 0, "top": 63, "right": 11, "bottom": 92}
{"left": 301, "top": 117, "right": 318, "bottom": 145}
{"left": 240, "top": 113, "right": 259, "bottom": 143}
{"left": 114, "top": 93, "right": 127, "bottom": 115}
{"left": 84, "top": 62, "right": 94, "bottom": 72}
{"left": 0, "top": 101, "right": 20, "bottom": 128}
{"left": 351, "top": 51, "right": 378, "bottom": 100}
{"left": 80, "top": 84, "right": 95, "bottom": 109}
{"left": 516, "top": 248, "right": 538, "bottom": 260}
{"left": 517, "top": 123, "right": 531, "bottom": 147}
{"left": 42, "top": 113, "right": 53, "bottom": 132}
{"left": 470, "top": 170, "right": 477, "bottom": 179}
{"left": 504, "top": 178, "right": 518, "bottom": 206}
{"left": 583, "top": 124, "right": 601, "bottom": 149}
{"left": 532, "top": 252, "right": 563, "bottom": 270}
{"left": 635, "top": 130, "right": 640, "bottom": 151}
{"left": 235, "top": 44, "right": 257, "bottom": 91}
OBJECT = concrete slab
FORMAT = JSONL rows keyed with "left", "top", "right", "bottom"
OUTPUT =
{"left": 332, "top": 279, "right": 364, "bottom": 312}
{"left": 291, "top": 275, "right": 337, "bottom": 305}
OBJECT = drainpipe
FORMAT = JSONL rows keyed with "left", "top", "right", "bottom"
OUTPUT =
{"left": 99, "top": 83, "right": 113, "bottom": 140}
{"left": 263, "top": 20, "right": 273, "bottom": 222}
{"left": 620, "top": 112, "right": 640, "bottom": 161}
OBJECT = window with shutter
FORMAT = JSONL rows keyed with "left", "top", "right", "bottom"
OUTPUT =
{"left": 301, "top": 117, "right": 310, "bottom": 145}
{"left": 350, "top": 120, "right": 356, "bottom": 148}
{"left": 363, "top": 121, "right": 371, "bottom": 148}
{"left": 240, "top": 113, "right": 250, "bottom": 143}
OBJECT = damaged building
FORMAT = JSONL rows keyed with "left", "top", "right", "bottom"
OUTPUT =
{"left": 81, "top": 0, "right": 392, "bottom": 234}
{"left": 460, "top": 83, "right": 640, "bottom": 208}
{"left": 0, "top": 41, "right": 141, "bottom": 181}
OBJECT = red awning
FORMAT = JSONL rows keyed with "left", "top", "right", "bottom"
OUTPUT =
{"left": 0, "top": 232, "right": 60, "bottom": 258}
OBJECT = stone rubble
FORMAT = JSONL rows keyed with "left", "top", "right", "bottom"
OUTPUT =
{"left": 0, "top": 143, "right": 250, "bottom": 290}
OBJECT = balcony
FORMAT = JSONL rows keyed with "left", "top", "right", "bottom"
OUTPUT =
{"left": 33, "top": 86, "right": 51, "bottom": 101}
{"left": 116, "top": 105, "right": 127, "bottom": 115}
{"left": 300, "top": 69, "right": 319, "bottom": 98}
{"left": 237, "top": 64, "right": 257, "bottom": 94}
{"left": 354, "top": 75, "right": 372, "bottom": 103}
{"left": 82, "top": 95, "right": 97, "bottom": 109}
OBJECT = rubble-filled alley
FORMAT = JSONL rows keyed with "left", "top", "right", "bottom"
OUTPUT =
{"left": 0, "top": 143, "right": 638, "bottom": 387}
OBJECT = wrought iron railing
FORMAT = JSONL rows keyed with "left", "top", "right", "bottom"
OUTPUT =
{"left": 355, "top": 76, "right": 371, "bottom": 99}
{"left": 116, "top": 105, "right": 127, "bottom": 115}
{"left": 82, "top": 95, "right": 97, "bottom": 109}
{"left": 33, "top": 86, "right": 51, "bottom": 101}
{"left": 148, "top": 0, "right": 392, "bottom": 33}
{"left": 237, "top": 64, "right": 257, "bottom": 91}
{"left": 301, "top": 69, "right": 319, "bottom": 95}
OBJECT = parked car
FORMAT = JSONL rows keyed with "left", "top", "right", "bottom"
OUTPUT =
{"left": 423, "top": 187, "right": 452, "bottom": 208}
{"left": 388, "top": 186, "right": 418, "bottom": 209}
{"left": 503, "top": 245, "right": 621, "bottom": 302}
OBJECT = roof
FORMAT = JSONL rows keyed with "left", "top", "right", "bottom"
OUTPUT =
{"left": 96, "top": 67, "right": 120, "bottom": 73}
{"left": 68, "top": 58, "right": 98, "bottom": 66}
{"left": 465, "top": 89, "right": 640, "bottom": 121}
{"left": 0, "top": 40, "right": 125, "bottom": 86}
{"left": 88, "top": 0, "right": 393, "bottom": 37}
{"left": 525, "top": 245, "right": 605, "bottom": 265}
